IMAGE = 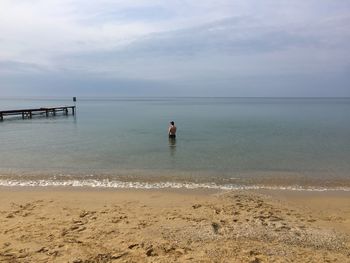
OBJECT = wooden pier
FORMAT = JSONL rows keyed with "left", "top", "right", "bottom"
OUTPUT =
{"left": 0, "top": 106, "right": 75, "bottom": 121}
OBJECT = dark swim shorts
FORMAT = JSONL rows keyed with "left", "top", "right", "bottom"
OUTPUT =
{"left": 169, "top": 134, "right": 176, "bottom": 139}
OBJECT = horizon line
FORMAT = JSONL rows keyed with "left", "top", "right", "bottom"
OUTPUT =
{"left": 1, "top": 96, "right": 350, "bottom": 100}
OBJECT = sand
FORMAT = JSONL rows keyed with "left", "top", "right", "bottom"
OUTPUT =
{"left": 0, "top": 188, "right": 349, "bottom": 263}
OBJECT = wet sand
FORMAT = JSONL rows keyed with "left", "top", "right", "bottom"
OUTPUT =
{"left": 0, "top": 188, "right": 349, "bottom": 262}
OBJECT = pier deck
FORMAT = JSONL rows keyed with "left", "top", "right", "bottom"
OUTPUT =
{"left": 0, "top": 106, "right": 75, "bottom": 121}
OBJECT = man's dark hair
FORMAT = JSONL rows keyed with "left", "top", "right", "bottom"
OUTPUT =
{"left": 170, "top": 121, "right": 174, "bottom": 125}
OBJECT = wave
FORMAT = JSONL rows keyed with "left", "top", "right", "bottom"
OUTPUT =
{"left": 0, "top": 179, "right": 349, "bottom": 192}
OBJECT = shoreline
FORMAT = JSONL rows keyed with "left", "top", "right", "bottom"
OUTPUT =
{"left": 1, "top": 181, "right": 350, "bottom": 192}
{"left": 0, "top": 188, "right": 349, "bottom": 262}
{"left": 1, "top": 184, "right": 350, "bottom": 194}
{"left": 1, "top": 169, "right": 350, "bottom": 190}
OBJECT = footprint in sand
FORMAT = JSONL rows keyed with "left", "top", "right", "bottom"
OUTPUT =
{"left": 79, "top": 210, "right": 96, "bottom": 219}
{"left": 192, "top": 204, "right": 202, "bottom": 209}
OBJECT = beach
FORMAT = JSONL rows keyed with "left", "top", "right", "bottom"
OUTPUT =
{"left": 0, "top": 188, "right": 349, "bottom": 262}
{"left": 2, "top": 0, "right": 350, "bottom": 260}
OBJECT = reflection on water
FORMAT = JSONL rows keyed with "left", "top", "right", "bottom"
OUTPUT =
{"left": 168, "top": 137, "right": 176, "bottom": 156}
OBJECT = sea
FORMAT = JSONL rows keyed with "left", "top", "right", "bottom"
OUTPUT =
{"left": 1, "top": 97, "right": 349, "bottom": 191}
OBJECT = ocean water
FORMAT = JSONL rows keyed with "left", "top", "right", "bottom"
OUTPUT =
{"left": 0, "top": 97, "right": 349, "bottom": 190}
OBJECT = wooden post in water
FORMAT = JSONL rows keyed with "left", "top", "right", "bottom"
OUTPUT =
{"left": 72, "top": 97, "right": 76, "bottom": 116}
{"left": 0, "top": 113, "right": 3, "bottom": 121}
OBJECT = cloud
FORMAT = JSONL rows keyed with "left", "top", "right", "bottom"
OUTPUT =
{"left": 0, "top": 60, "right": 48, "bottom": 74}
{"left": 52, "top": 14, "right": 349, "bottom": 80}
{"left": 0, "top": 0, "right": 349, "bottom": 96}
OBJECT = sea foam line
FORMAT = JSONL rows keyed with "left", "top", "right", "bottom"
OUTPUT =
{"left": 0, "top": 179, "right": 349, "bottom": 192}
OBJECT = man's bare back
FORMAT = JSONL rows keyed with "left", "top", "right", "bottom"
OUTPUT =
{"left": 168, "top": 121, "right": 177, "bottom": 138}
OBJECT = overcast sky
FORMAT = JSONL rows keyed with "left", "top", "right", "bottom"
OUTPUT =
{"left": 0, "top": 0, "right": 349, "bottom": 97}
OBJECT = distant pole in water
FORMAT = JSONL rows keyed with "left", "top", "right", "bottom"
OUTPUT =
{"left": 73, "top": 97, "right": 77, "bottom": 115}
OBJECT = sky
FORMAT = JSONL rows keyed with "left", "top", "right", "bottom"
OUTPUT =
{"left": 0, "top": 0, "right": 349, "bottom": 97}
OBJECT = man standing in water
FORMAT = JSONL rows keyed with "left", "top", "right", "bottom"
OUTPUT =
{"left": 168, "top": 121, "right": 177, "bottom": 138}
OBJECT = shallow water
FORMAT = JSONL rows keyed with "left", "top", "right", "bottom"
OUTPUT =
{"left": 1, "top": 97, "right": 349, "bottom": 190}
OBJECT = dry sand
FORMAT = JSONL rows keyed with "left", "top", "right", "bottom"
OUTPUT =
{"left": 0, "top": 188, "right": 349, "bottom": 262}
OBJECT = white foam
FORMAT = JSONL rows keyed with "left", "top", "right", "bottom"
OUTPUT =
{"left": 0, "top": 179, "right": 349, "bottom": 191}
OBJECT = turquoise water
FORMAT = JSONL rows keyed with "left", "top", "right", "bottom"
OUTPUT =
{"left": 0, "top": 98, "right": 349, "bottom": 189}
